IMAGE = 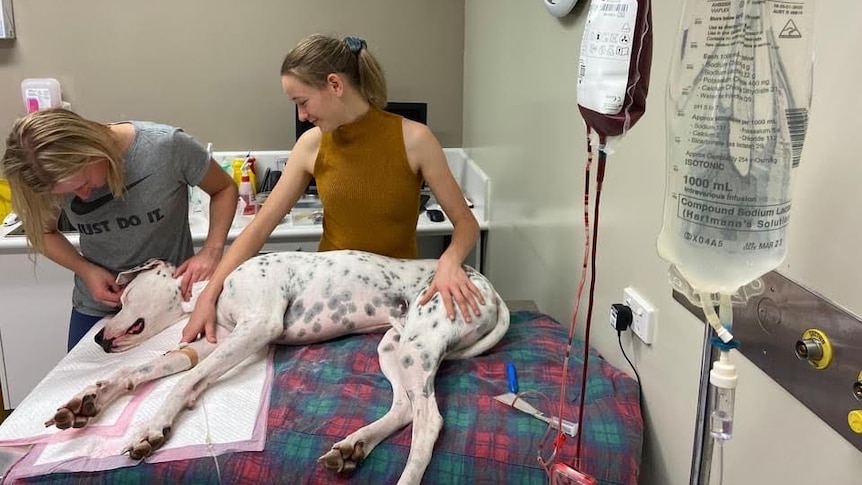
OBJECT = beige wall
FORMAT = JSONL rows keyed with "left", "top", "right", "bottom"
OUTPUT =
{"left": 0, "top": 0, "right": 465, "bottom": 150}
{"left": 465, "top": 1, "right": 862, "bottom": 484}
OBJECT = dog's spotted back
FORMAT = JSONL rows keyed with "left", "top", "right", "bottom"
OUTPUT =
{"left": 218, "top": 250, "right": 502, "bottom": 352}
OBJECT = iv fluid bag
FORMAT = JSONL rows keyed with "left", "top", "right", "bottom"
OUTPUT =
{"left": 657, "top": 0, "right": 815, "bottom": 295}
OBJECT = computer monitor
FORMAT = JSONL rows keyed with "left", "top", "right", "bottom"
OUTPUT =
{"left": 295, "top": 101, "right": 428, "bottom": 140}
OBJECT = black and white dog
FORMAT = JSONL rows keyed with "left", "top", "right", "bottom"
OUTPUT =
{"left": 45, "top": 249, "right": 509, "bottom": 485}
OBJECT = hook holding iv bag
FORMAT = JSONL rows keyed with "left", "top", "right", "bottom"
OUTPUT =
{"left": 657, "top": 0, "right": 816, "bottom": 298}
{"left": 545, "top": 0, "right": 579, "bottom": 18}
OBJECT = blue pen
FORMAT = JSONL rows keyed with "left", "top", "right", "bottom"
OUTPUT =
{"left": 506, "top": 362, "right": 518, "bottom": 394}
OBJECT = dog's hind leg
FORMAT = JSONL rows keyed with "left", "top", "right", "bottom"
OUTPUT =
{"left": 123, "top": 316, "right": 281, "bottom": 459}
{"left": 392, "top": 329, "right": 447, "bottom": 485}
{"left": 45, "top": 333, "right": 222, "bottom": 430}
{"left": 319, "top": 327, "right": 414, "bottom": 475}
{"left": 319, "top": 324, "right": 448, "bottom": 485}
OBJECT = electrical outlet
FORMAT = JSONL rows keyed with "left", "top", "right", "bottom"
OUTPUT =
{"left": 623, "top": 287, "right": 656, "bottom": 344}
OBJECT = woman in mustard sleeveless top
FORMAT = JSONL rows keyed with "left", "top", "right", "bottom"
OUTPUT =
{"left": 183, "top": 34, "right": 483, "bottom": 344}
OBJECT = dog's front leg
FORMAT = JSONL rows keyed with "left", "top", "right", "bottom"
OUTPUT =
{"left": 123, "top": 318, "right": 279, "bottom": 460}
{"left": 45, "top": 335, "right": 221, "bottom": 430}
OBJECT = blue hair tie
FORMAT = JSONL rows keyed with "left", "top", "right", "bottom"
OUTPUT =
{"left": 344, "top": 36, "right": 367, "bottom": 55}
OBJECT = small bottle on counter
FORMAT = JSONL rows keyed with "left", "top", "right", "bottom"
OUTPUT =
{"left": 232, "top": 158, "right": 244, "bottom": 185}
{"left": 238, "top": 170, "right": 256, "bottom": 216}
{"left": 233, "top": 156, "right": 257, "bottom": 190}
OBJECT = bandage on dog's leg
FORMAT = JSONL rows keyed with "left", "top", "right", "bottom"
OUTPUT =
{"left": 169, "top": 347, "right": 199, "bottom": 368}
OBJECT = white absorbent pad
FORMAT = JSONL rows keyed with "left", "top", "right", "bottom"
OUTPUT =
{"left": 0, "top": 317, "right": 273, "bottom": 481}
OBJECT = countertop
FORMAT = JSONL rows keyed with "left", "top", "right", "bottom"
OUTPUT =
{"left": 0, "top": 206, "right": 488, "bottom": 254}
{"left": 0, "top": 148, "right": 491, "bottom": 254}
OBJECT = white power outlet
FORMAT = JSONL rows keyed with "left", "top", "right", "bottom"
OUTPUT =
{"left": 623, "top": 287, "right": 656, "bottom": 344}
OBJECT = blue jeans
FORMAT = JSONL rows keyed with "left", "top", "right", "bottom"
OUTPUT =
{"left": 68, "top": 309, "right": 106, "bottom": 351}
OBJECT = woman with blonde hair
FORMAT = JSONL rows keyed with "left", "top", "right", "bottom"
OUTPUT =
{"left": 2, "top": 108, "right": 237, "bottom": 349}
{"left": 183, "top": 34, "right": 484, "bottom": 344}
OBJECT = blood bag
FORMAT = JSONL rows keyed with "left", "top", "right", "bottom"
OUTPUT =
{"left": 657, "top": 0, "right": 816, "bottom": 295}
{"left": 577, "top": 0, "right": 652, "bottom": 139}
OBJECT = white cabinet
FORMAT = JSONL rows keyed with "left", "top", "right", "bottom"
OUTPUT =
{"left": 0, "top": 254, "right": 71, "bottom": 409}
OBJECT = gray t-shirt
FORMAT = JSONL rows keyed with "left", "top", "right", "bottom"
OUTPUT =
{"left": 64, "top": 121, "right": 210, "bottom": 316}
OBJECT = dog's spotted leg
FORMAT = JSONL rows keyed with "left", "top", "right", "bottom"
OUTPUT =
{"left": 319, "top": 327, "right": 414, "bottom": 474}
{"left": 392, "top": 327, "right": 447, "bottom": 485}
{"left": 45, "top": 336, "right": 219, "bottom": 430}
{"left": 123, "top": 317, "right": 281, "bottom": 459}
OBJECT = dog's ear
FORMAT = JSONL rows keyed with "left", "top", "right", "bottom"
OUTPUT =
{"left": 116, "top": 259, "right": 169, "bottom": 285}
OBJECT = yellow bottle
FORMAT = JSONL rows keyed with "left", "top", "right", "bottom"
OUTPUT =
{"left": 231, "top": 158, "right": 244, "bottom": 185}
{"left": 0, "top": 179, "right": 11, "bottom": 220}
{"left": 232, "top": 157, "right": 256, "bottom": 191}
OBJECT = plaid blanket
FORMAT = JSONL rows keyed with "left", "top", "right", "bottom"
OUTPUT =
{"left": 12, "top": 311, "right": 642, "bottom": 485}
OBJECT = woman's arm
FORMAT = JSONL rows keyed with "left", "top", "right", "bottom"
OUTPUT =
{"left": 199, "top": 160, "right": 238, "bottom": 254}
{"left": 41, "top": 216, "right": 122, "bottom": 308}
{"left": 181, "top": 129, "right": 320, "bottom": 343}
{"left": 403, "top": 120, "right": 483, "bottom": 321}
{"left": 174, "top": 161, "right": 237, "bottom": 298}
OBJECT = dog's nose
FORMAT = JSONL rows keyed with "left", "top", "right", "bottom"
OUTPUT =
{"left": 94, "top": 328, "right": 113, "bottom": 352}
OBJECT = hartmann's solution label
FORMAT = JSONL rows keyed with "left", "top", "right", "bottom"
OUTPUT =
{"left": 676, "top": 196, "right": 791, "bottom": 232}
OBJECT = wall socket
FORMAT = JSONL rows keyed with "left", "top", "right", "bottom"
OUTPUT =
{"left": 623, "top": 287, "right": 656, "bottom": 344}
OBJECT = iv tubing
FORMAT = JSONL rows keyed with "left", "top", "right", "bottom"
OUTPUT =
{"left": 719, "top": 293, "right": 732, "bottom": 332}
{"left": 574, "top": 138, "right": 607, "bottom": 464}
{"left": 689, "top": 322, "right": 719, "bottom": 485}
{"left": 699, "top": 292, "right": 733, "bottom": 343}
{"left": 714, "top": 439, "right": 725, "bottom": 485}
{"left": 540, "top": 126, "right": 596, "bottom": 474}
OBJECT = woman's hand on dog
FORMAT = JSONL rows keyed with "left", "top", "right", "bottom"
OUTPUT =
{"left": 418, "top": 255, "right": 484, "bottom": 322}
{"left": 181, "top": 286, "right": 220, "bottom": 344}
{"left": 83, "top": 264, "right": 122, "bottom": 308}
{"left": 175, "top": 247, "right": 222, "bottom": 301}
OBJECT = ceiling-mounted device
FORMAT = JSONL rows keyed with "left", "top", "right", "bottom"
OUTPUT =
{"left": 544, "top": 0, "right": 578, "bottom": 17}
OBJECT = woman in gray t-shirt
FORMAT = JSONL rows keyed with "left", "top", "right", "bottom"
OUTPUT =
{"left": 2, "top": 108, "right": 238, "bottom": 349}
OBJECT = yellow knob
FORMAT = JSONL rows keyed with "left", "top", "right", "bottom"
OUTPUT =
{"left": 848, "top": 410, "right": 862, "bottom": 434}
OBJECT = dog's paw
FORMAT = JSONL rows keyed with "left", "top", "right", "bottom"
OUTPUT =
{"left": 318, "top": 440, "right": 366, "bottom": 475}
{"left": 123, "top": 426, "right": 172, "bottom": 460}
{"left": 44, "top": 378, "right": 138, "bottom": 430}
{"left": 44, "top": 392, "right": 101, "bottom": 429}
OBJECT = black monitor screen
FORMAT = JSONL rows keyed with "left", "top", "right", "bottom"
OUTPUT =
{"left": 295, "top": 101, "right": 427, "bottom": 140}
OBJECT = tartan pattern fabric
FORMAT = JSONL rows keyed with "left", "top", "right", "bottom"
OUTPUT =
{"left": 14, "top": 311, "right": 642, "bottom": 485}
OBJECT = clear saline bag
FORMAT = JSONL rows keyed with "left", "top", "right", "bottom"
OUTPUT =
{"left": 657, "top": 0, "right": 816, "bottom": 296}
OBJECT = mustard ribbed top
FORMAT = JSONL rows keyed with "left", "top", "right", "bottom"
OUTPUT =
{"left": 315, "top": 107, "right": 422, "bottom": 259}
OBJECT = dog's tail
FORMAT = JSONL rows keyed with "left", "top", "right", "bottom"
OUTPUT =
{"left": 445, "top": 291, "right": 510, "bottom": 360}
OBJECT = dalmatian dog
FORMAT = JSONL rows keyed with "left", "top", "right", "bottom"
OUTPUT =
{"left": 44, "top": 249, "right": 509, "bottom": 485}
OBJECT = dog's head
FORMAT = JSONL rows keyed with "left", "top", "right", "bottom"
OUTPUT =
{"left": 94, "top": 259, "right": 186, "bottom": 353}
